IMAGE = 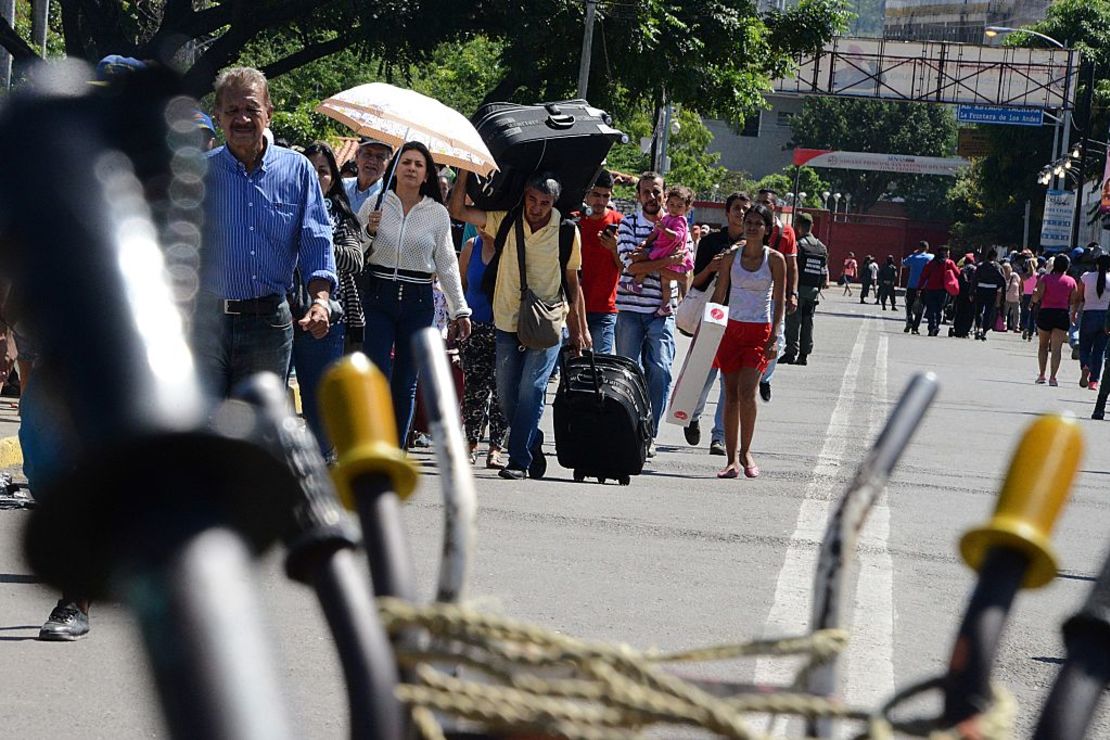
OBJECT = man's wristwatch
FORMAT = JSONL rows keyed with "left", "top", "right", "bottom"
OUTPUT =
{"left": 312, "top": 297, "right": 331, "bottom": 313}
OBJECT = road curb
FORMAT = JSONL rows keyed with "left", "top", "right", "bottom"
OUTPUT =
{"left": 0, "top": 435, "right": 22, "bottom": 470}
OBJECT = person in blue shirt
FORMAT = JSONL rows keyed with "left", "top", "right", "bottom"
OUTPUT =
{"left": 901, "top": 240, "right": 933, "bottom": 335}
{"left": 343, "top": 137, "right": 393, "bottom": 221}
{"left": 196, "top": 66, "right": 337, "bottom": 398}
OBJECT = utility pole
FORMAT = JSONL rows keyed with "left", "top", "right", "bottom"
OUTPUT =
{"left": 1, "top": 0, "right": 14, "bottom": 90}
{"left": 657, "top": 101, "right": 674, "bottom": 175}
{"left": 31, "top": 0, "right": 49, "bottom": 56}
{"left": 1071, "top": 60, "right": 1097, "bottom": 248}
{"left": 576, "top": 0, "right": 598, "bottom": 100}
{"left": 1023, "top": 200, "right": 1031, "bottom": 249}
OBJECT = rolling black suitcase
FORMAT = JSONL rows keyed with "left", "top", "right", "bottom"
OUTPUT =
{"left": 468, "top": 100, "right": 626, "bottom": 215}
{"left": 553, "top": 350, "right": 652, "bottom": 485}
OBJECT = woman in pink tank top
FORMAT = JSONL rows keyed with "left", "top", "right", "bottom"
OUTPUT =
{"left": 1031, "top": 253, "right": 1077, "bottom": 385}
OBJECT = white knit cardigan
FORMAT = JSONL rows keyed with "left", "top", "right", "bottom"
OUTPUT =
{"left": 359, "top": 191, "right": 471, "bottom": 319}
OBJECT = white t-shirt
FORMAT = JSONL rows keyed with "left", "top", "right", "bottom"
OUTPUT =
{"left": 1081, "top": 271, "right": 1110, "bottom": 311}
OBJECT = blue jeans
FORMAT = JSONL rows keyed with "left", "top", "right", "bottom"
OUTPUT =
{"left": 586, "top": 312, "right": 617, "bottom": 355}
{"left": 1080, "top": 310, "right": 1109, "bottom": 383}
{"left": 361, "top": 276, "right": 435, "bottom": 444}
{"left": 691, "top": 367, "right": 725, "bottom": 444}
{"left": 615, "top": 311, "right": 675, "bottom": 438}
{"left": 193, "top": 294, "right": 295, "bottom": 399}
{"left": 291, "top": 322, "right": 346, "bottom": 455}
{"left": 495, "top": 330, "right": 561, "bottom": 470}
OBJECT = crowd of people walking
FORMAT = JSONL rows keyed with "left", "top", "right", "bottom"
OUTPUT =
{"left": 844, "top": 238, "right": 1110, "bottom": 417}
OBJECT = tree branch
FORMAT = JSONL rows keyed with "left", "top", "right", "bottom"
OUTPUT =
{"left": 0, "top": 16, "right": 39, "bottom": 62}
{"left": 261, "top": 33, "right": 353, "bottom": 80}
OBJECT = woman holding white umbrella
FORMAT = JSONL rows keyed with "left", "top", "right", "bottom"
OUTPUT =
{"left": 360, "top": 141, "right": 472, "bottom": 442}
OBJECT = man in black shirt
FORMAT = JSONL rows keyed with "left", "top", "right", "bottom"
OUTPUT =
{"left": 973, "top": 248, "right": 1005, "bottom": 341}
{"left": 781, "top": 213, "right": 828, "bottom": 365}
{"left": 685, "top": 192, "right": 749, "bottom": 454}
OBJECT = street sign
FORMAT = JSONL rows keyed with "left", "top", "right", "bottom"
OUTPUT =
{"left": 957, "top": 129, "right": 992, "bottom": 158}
{"left": 1040, "top": 188, "right": 1074, "bottom": 251}
{"left": 956, "top": 105, "right": 1044, "bottom": 126}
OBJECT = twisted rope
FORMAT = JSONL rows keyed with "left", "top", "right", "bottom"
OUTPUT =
{"left": 376, "top": 598, "right": 1014, "bottom": 740}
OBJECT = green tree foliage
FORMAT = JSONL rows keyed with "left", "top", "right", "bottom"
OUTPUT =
{"left": 1, "top": 0, "right": 849, "bottom": 122}
{"left": 788, "top": 97, "right": 957, "bottom": 214}
{"left": 965, "top": 0, "right": 1110, "bottom": 245}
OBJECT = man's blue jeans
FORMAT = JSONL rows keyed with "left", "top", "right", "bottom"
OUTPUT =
{"left": 361, "top": 276, "right": 435, "bottom": 444}
{"left": 586, "top": 312, "right": 617, "bottom": 355}
{"left": 691, "top": 367, "right": 725, "bottom": 444}
{"left": 291, "top": 322, "right": 346, "bottom": 455}
{"left": 193, "top": 294, "right": 295, "bottom": 399}
{"left": 495, "top": 330, "right": 561, "bottom": 470}
{"left": 615, "top": 311, "right": 675, "bottom": 438}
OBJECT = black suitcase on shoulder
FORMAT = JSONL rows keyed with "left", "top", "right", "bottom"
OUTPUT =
{"left": 468, "top": 100, "right": 627, "bottom": 216}
{"left": 553, "top": 350, "right": 652, "bottom": 485}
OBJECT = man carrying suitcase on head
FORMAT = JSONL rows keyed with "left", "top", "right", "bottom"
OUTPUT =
{"left": 450, "top": 170, "right": 589, "bottom": 480}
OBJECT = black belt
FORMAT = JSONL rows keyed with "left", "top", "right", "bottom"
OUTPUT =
{"left": 367, "top": 268, "right": 434, "bottom": 284}
{"left": 221, "top": 294, "right": 284, "bottom": 315}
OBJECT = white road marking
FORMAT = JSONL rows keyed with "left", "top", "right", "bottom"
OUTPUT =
{"left": 753, "top": 319, "right": 871, "bottom": 714}
{"left": 843, "top": 332, "right": 896, "bottom": 716}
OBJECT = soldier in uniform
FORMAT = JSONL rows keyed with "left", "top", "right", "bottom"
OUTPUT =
{"left": 780, "top": 213, "right": 828, "bottom": 366}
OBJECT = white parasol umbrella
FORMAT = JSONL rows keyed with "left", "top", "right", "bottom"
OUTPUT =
{"left": 316, "top": 82, "right": 497, "bottom": 178}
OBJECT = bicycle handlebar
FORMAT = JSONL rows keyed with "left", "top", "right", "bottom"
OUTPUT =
{"left": 230, "top": 373, "right": 404, "bottom": 740}
{"left": 942, "top": 414, "right": 1082, "bottom": 726}
{"left": 1034, "top": 546, "right": 1110, "bottom": 739}
{"left": 4, "top": 65, "right": 299, "bottom": 738}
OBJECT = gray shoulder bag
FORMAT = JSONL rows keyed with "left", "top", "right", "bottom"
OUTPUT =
{"left": 514, "top": 214, "right": 565, "bottom": 349}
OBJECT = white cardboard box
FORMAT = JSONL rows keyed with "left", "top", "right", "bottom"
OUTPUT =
{"left": 666, "top": 302, "right": 728, "bottom": 426}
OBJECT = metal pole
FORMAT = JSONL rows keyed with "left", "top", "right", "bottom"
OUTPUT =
{"left": 576, "top": 0, "right": 598, "bottom": 100}
{"left": 1024, "top": 200, "right": 1031, "bottom": 249}
{"left": 1072, "top": 61, "right": 1096, "bottom": 248}
{"left": 31, "top": 0, "right": 49, "bottom": 56}
{"left": 658, "top": 100, "right": 673, "bottom": 175}
{"left": 1, "top": 0, "right": 14, "bottom": 89}
{"left": 1049, "top": 111, "right": 1061, "bottom": 189}
{"left": 1060, "top": 109, "right": 1073, "bottom": 190}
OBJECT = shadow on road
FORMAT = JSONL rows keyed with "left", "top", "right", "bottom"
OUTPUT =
{"left": 0, "top": 573, "right": 41, "bottom": 584}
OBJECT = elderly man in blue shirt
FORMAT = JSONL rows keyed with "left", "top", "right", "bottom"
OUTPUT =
{"left": 197, "top": 66, "right": 337, "bottom": 397}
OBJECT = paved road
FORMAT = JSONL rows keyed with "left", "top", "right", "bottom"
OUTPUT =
{"left": 2, "top": 293, "right": 1108, "bottom": 738}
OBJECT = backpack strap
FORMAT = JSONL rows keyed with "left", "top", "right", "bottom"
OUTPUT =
{"left": 558, "top": 219, "right": 577, "bottom": 297}
{"left": 480, "top": 205, "right": 522, "bottom": 302}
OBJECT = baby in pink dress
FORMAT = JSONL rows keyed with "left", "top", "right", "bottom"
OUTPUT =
{"left": 635, "top": 186, "right": 695, "bottom": 316}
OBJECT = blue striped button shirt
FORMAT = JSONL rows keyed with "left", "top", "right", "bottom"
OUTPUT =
{"left": 202, "top": 144, "right": 337, "bottom": 299}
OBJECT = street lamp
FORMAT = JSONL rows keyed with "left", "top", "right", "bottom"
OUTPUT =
{"left": 843, "top": 193, "right": 852, "bottom": 216}
{"left": 985, "top": 25, "right": 1070, "bottom": 190}
{"left": 984, "top": 26, "right": 1065, "bottom": 49}
{"left": 832, "top": 193, "right": 842, "bottom": 222}
{"left": 822, "top": 190, "right": 831, "bottom": 210}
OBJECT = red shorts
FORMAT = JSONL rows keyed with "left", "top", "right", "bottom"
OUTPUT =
{"left": 714, "top": 320, "right": 773, "bottom": 374}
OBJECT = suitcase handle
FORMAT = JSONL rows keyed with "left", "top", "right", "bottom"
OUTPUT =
{"left": 544, "top": 103, "right": 575, "bottom": 130}
{"left": 584, "top": 349, "right": 604, "bottom": 405}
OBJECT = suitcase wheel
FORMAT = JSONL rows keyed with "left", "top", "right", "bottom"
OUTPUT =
{"left": 618, "top": 476, "right": 630, "bottom": 486}
{"left": 573, "top": 469, "right": 586, "bottom": 483}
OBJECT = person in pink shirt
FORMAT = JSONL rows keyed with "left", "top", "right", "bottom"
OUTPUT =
{"left": 1020, "top": 255, "right": 1039, "bottom": 341}
{"left": 632, "top": 185, "right": 694, "bottom": 316}
{"left": 1031, "top": 253, "right": 1078, "bottom": 386}
{"left": 841, "top": 252, "right": 857, "bottom": 296}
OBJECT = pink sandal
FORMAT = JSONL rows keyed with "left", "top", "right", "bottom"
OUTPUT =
{"left": 717, "top": 466, "right": 740, "bottom": 479}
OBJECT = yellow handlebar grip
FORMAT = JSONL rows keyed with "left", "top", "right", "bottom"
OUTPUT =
{"left": 959, "top": 414, "right": 1083, "bottom": 588}
{"left": 320, "top": 353, "right": 418, "bottom": 509}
